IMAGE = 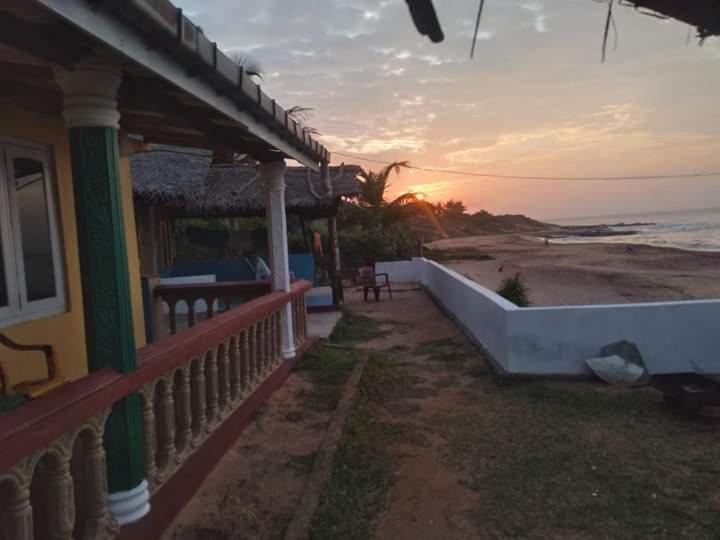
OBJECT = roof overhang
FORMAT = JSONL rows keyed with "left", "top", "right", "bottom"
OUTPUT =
{"left": 622, "top": 1, "right": 720, "bottom": 39}
{"left": 1, "top": 0, "right": 328, "bottom": 170}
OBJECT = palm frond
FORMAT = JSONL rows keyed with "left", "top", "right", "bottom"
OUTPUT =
{"left": 228, "top": 50, "right": 264, "bottom": 79}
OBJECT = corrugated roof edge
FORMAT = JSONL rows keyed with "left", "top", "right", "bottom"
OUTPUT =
{"left": 108, "top": 0, "right": 330, "bottom": 163}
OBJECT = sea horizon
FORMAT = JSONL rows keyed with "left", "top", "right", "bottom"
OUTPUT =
{"left": 545, "top": 207, "right": 720, "bottom": 252}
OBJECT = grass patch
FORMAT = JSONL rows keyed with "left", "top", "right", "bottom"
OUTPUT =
{"left": 432, "top": 378, "right": 720, "bottom": 539}
{"left": 328, "top": 310, "right": 388, "bottom": 345}
{"left": 292, "top": 345, "right": 356, "bottom": 413}
{"left": 309, "top": 351, "right": 403, "bottom": 540}
{"left": 414, "top": 337, "right": 478, "bottom": 368}
{"left": 424, "top": 246, "right": 494, "bottom": 262}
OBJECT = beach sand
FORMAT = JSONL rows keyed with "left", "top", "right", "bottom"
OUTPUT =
{"left": 426, "top": 234, "right": 720, "bottom": 306}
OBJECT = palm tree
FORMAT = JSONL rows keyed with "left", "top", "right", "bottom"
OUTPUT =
{"left": 355, "top": 161, "right": 419, "bottom": 226}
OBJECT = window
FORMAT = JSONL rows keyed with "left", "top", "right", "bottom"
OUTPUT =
{"left": 0, "top": 140, "right": 66, "bottom": 326}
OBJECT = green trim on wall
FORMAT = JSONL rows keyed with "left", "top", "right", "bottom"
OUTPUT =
{"left": 68, "top": 127, "right": 144, "bottom": 491}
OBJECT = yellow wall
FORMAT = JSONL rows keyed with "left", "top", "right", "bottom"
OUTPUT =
{"left": 0, "top": 103, "right": 146, "bottom": 390}
{"left": 119, "top": 157, "right": 148, "bottom": 349}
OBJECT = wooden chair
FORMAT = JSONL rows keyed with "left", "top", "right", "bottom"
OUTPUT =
{"left": 357, "top": 266, "right": 392, "bottom": 302}
{"left": 0, "top": 332, "right": 67, "bottom": 400}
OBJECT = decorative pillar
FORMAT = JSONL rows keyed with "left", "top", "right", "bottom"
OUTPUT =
{"left": 259, "top": 161, "right": 296, "bottom": 359}
{"left": 54, "top": 57, "right": 149, "bottom": 525}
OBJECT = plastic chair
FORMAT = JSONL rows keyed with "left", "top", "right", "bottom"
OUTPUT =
{"left": 357, "top": 266, "right": 392, "bottom": 302}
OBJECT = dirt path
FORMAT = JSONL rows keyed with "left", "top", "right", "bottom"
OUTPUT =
{"left": 347, "top": 287, "right": 485, "bottom": 540}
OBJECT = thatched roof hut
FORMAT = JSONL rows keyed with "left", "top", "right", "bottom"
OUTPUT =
{"left": 131, "top": 146, "right": 361, "bottom": 219}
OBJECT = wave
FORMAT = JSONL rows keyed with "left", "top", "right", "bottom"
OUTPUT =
{"left": 549, "top": 209, "right": 720, "bottom": 252}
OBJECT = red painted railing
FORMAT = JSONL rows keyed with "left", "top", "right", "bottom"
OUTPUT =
{"left": 0, "top": 280, "right": 311, "bottom": 539}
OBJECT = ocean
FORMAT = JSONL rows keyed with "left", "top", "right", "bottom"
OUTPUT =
{"left": 547, "top": 207, "right": 720, "bottom": 252}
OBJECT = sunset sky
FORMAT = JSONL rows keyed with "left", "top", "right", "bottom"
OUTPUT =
{"left": 174, "top": 0, "right": 720, "bottom": 219}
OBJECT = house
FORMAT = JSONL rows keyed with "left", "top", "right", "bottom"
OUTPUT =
{"left": 130, "top": 146, "right": 361, "bottom": 314}
{"left": 0, "top": 1, "right": 329, "bottom": 538}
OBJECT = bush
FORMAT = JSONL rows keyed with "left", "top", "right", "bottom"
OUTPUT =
{"left": 287, "top": 232, "right": 309, "bottom": 254}
{"left": 339, "top": 225, "right": 416, "bottom": 271}
{"left": 497, "top": 273, "right": 530, "bottom": 307}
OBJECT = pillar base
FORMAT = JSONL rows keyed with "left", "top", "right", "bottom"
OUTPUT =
{"left": 108, "top": 479, "right": 150, "bottom": 526}
{"left": 282, "top": 347, "right": 297, "bottom": 360}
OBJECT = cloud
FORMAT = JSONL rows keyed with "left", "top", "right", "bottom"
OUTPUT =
{"left": 170, "top": 0, "right": 720, "bottom": 217}
{"left": 399, "top": 95, "right": 425, "bottom": 107}
{"left": 521, "top": 2, "right": 544, "bottom": 13}
{"left": 445, "top": 104, "right": 640, "bottom": 165}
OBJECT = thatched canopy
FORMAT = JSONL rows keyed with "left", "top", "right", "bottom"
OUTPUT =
{"left": 131, "top": 146, "right": 361, "bottom": 219}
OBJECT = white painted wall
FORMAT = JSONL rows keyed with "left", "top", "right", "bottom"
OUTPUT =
{"left": 376, "top": 260, "right": 419, "bottom": 284}
{"left": 377, "top": 258, "right": 720, "bottom": 376}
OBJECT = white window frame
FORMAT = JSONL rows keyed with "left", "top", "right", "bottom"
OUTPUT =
{"left": 0, "top": 138, "right": 67, "bottom": 328}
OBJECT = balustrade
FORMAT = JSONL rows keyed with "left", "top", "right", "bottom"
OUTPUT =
{"left": 0, "top": 281, "right": 311, "bottom": 538}
{"left": 152, "top": 280, "right": 272, "bottom": 337}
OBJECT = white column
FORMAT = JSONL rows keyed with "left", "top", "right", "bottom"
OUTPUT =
{"left": 260, "top": 160, "right": 295, "bottom": 359}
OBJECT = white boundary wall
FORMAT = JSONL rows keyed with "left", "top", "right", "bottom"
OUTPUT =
{"left": 377, "top": 258, "right": 720, "bottom": 376}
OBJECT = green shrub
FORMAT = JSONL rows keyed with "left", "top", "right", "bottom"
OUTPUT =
{"left": 497, "top": 273, "right": 530, "bottom": 307}
{"left": 339, "top": 225, "right": 415, "bottom": 271}
{"left": 287, "top": 231, "right": 309, "bottom": 254}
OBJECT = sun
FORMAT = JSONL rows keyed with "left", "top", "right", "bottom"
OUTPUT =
{"left": 415, "top": 192, "right": 427, "bottom": 201}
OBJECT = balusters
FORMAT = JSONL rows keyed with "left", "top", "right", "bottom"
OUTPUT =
{"left": 168, "top": 300, "right": 177, "bottom": 336}
{"left": 229, "top": 336, "right": 241, "bottom": 402}
{"left": 47, "top": 454, "right": 74, "bottom": 540}
{"left": 187, "top": 299, "right": 196, "bottom": 328}
{"left": 174, "top": 368, "right": 192, "bottom": 459}
{"left": 218, "top": 344, "right": 231, "bottom": 416}
{"left": 264, "top": 317, "right": 271, "bottom": 374}
{"left": 241, "top": 329, "right": 250, "bottom": 394}
{"left": 249, "top": 323, "right": 258, "bottom": 386}
{"left": 205, "top": 349, "right": 220, "bottom": 428}
{"left": 257, "top": 319, "right": 266, "bottom": 377}
{"left": 140, "top": 386, "right": 158, "bottom": 488}
{"left": 271, "top": 311, "right": 279, "bottom": 365}
{"left": 0, "top": 483, "right": 33, "bottom": 540}
{"left": 80, "top": 429, "right": 114, "bottom": 539}
{"left": 190, "top": 359, "right": 206, "bottom": 445}
{"left": 155, "top": 378, "right": 177, "bottom": 480}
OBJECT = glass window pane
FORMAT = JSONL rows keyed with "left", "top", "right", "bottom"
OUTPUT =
{"left": 13, "top": 157, "right": 56, "bottom": 302}
{"left": 0, "top": 232, "right": 7, "bottom": 308}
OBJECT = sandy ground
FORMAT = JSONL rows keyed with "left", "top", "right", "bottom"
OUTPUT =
{"left": 427, "top": 234, "right": 720, "bottom": 306}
